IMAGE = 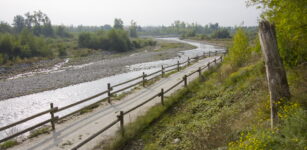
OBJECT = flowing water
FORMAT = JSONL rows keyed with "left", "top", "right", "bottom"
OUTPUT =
{"left": 0, "top": 38, "right": 224, "bottom": 139}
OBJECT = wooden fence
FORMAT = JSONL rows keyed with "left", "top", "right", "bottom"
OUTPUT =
{"left": 0, "top": 50, "right": 225, "bottom": 145}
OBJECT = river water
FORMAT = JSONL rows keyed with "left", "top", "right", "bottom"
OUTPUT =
{"left": 0, "top": 38, "right": 224, "bottom": 139}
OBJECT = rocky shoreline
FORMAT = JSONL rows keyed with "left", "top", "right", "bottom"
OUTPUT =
{"left": 0, "top": 42, "right": 192, "bottom": 101}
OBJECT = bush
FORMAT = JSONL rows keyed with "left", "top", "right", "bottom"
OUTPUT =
{"left": 226, "top": 28, "right": 251, "bottom": 67}
{"left": 0, "top": 30, "right": 55, "bottom": 64}
{"left": 228, "top": 102, "right": 307, "bottom": 150}
{"left": 78, "top": 30, "right": 156, "bottom": 52}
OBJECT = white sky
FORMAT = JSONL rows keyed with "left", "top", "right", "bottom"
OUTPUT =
{"left": 0, "top": 0, "right": 261, "bottom": 26}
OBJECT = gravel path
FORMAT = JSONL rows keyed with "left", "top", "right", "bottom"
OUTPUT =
{"left": 0, "top": 43, "right": 189, "bottom": 101}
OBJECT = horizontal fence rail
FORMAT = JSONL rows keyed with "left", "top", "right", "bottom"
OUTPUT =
{"left": 0, "top": 50, "right": 226, "bottom": 144}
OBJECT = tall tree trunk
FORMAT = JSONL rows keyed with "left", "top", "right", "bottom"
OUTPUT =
{"left": 258, "top": 20, "right": 291, "bottom": 129}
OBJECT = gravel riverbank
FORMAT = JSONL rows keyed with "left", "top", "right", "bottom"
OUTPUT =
{"left": 0, "top": 42, "right": 193, "bottom": 100}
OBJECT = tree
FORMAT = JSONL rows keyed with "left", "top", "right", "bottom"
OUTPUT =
{"left": 227, "top": 28, "right": 250, "bottom": 67}
{"left": 13, "top": 15, "right": 25, "bottom": 33}
{"left": 248, "top": 0, "right": 307, "bottom": 66}
{"left": 0, "top": 21, "right": 12, "bottom": 33}
{"left": 258, "top": 20, "right": 290, "bottom": 128}
{"left": 56, "top": 25, "right": 71, "bottom": 38}
{"left": 211, "top": 29, "right": 231, "bottom": 39}
{"left": 24, "top": 11, "right": 54, "bottom": 37}
{"left": 129, "top": 20, "right": 138, "bottom": 38}
{"left": 113, "top": 18, "right": 124, "bottom": 30}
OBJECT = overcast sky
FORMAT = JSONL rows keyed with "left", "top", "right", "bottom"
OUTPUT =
{"left": 0, "top": 0, "right": 261, "bottom": 27}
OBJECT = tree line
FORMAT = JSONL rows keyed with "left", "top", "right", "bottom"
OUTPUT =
{"left": 78, "top": 19, "right": 156, "bottom": 52}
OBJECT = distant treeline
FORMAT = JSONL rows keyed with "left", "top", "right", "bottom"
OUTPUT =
{"left": 0, "top": 11, "right": 72, "bottom": 38}
{"left": 138, "top": 21, "right": 258, "bottom": 39}
{"left": 78, "top": 29, "right": 156, "bottom": 52}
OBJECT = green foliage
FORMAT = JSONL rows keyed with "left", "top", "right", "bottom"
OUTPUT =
{"left": 29, "top": 127, "right": 50, "bottom": 138}
{"left": 249, "top": 0, "right": 307, "bottom": 67}
{"left": 0, "top": 30, "right": 54, "bottom": 64}
{"left": 78, "top": 30, "right": 156, "bottom": 52}
{"left": 0, "top": 140, "right": 18, "bottom": 149}
{"left": 56, "top": 25, "right": 72, "bottom": 38}
{"left": 211, "top": 28, "right": 231, "bottom": 39}
{"left": 113, "top": 18, "right": 124, "bottom": 30}
{"left": 0, "top": 21, "right": 13, "bottom": 33}
{"left": 226, "top": 28, "right": 251, "bottom": 67}
{"left": 129, "top": 20, "right": 138, "bottom": 38}
{"left": 58, "top": 43, "right": 68, "bottom": 57}
{"left": 131, "top": 38, "right": 156, "bottom": 49}
{"left": 229, "top": 102, "right": 307, "bottom": 150}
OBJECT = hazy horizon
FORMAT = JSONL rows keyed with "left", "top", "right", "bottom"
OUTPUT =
{"left": 1, "top": 0, "right": 261, "bottom": 27}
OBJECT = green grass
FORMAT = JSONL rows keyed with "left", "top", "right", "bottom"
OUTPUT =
{"left": 29, "top": 126, "right": 50, "bottom": 138}
{"left": 0, "top": 140, "right": 18, "bottom": 149}
{"left": 155, "top": 42, "right": 197, "bottom": 51}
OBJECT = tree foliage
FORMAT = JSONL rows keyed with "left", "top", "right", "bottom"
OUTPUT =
{"left": 211, "top": 29, "right": 231, "bottom": 39}
{"left": 114, "top": 18, "right": 124, "bottom": 30}
{"left": 78, "top": 29, "right": 156, "bottom": 52}
{"left": 227, "top": 28, "right": 251, "bottom": 67}
{"left": 0, "top": 30, "right": 54, "bottom": 64}
{"left": 129, "top": 20, "right": 138, "bottom": 38}
{"left": 248, "top": 0, "right": 307, "bottom": 66}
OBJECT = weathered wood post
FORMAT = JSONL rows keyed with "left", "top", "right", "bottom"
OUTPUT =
{"left": 177, "top": 61, "right": 180, "bottom": 71}
{"left": 215, "top": 51, "right": 217, "bottom": 56}
{"left": 107, "top": 83, "right": 112, "bottom": 103}
{"left": 214, "top": 58, "right": 217, "bottom": 64}
{"left": 183, "top": 75, "right": 187, "bottom": 87}
{"left": 208, "top": 62, "right": 210, "bottom": 69}
{"left": 258, "top": 20, "right": 291, "bottom": 129}
{"left": 117, "top": 111, "right": 124, "bottom": 136}
{"left": 187, "top": 57, "right": 190, "bottom": 65}
{"left": 161, "top": 65, "right": 164, "bottom": 77}
{"left": 50, "top": 103, "right": 56, "bottom": 130}
{"left": 161, "top": 88, "right": 164, "bottom": 105}
{"left": 142, "top": 72, "right": 146, "bottom": 87}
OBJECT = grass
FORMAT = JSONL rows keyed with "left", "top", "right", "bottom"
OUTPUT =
{"left": 79, "top": 103, "right": 100, "bottom": 114}
{"left": 0, "top": 140, "right": 18, "bottom": 150}
{"left": 155, "top": 42, "right": 197, "bottom": 51}
{"left": 187, "top": 37, "right": 233, "bottom": 48}
{"left": 29, "top": 126, "right": 50, "bottom": 138}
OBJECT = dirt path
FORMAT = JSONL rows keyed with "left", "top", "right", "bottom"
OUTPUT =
{"left": 9, "top": 56, "right": 220, "bottom": 150}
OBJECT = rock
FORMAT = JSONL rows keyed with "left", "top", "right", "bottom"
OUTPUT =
{"left": 173, "top": 138, "right": 180, "bottom": 144}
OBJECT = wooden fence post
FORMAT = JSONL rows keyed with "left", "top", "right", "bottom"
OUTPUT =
{"left": 177, "top": 61, "right": 180, "bottom": 71}
{"left": 142, "top": 72, "right": 146, "bottom": 87}
{"left": 207, "top": 62, "right": 210, "bottom": 69}
{"left": 187, "top": 57, "right": 190, "bottom": 65}
{"left": 107, "top": 83, "right": 112, "bottom": 103}
{"left": 117, "top": 111, "right": 124, "bottom": 136}
{"left": 161, "top": 65, "right": 164, "bottom": 77}
{"left": 215, "top": 51, "right": 217, "bottom": 56}
{"left": 161, "top": 88, "right": 164, "bottom": 105}
{"left": 214, "top": 58, "right": 217, "bottom": 64}
{"left": 50, "top": 103, "right": 56, "bottom": 130}
{"left": 183, "top": 75, "right": 187, "bottom": 87}
{"left": 258, "top": 20, "right": 291, "bottom": 128}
